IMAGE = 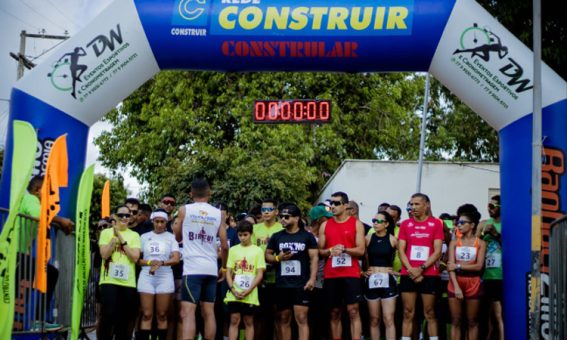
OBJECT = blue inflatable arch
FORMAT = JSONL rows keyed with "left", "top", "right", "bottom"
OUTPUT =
{"left": 1, "top": 1, "right": 566, "bottom": 338}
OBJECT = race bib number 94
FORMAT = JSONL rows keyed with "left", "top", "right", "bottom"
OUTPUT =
{"left": 281, "top": 260, "right": 301, "bottom": 276}
{"left": 332, "top": 253, "right": 352, "bottom": 268}
{"left": 109, "top": 263, "right": 130, "bottom": 281}
{"left": 410, "top": 246, "right": 429, "bottom": 261}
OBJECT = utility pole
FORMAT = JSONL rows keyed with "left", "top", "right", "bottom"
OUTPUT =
{"left": 416, "top": 73, "right": 431, "bottom": 193}
{"left": 10, "top": 30, "right": 68, "bottom": 80}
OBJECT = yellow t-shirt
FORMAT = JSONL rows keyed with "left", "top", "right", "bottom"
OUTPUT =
{"left": 98, "top": 228, "right": 141, "bottom": 288}
{"left": 224, "top": 244, "right": 266, "bottom": 306}
{"left": 252, "top": 222, "right": 283, "bottom": 284}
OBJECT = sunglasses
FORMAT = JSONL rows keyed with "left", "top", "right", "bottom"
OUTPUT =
{"left": 456, "top": 220, "right": 472, "bottom": 225}
{"left": 130, "top": 210, "right": 138, "bottom": 216}
{"left": 116, "top": 213, "right": 131, "bottom": 219}
{"left": 488, "top": 204, "right": 500, "bottom": 210}
{"left": 261, "top": 207, "right": 275, "bottom": 213}
{"left": 372, "top": 218, "right": 386, "bottom": 224}
{"left": 162, "top": 200, "right": 176, "bottom": 206}
{"left": 279, "top": 214, "right": 294, "bottom": 220}
{"left": 329, "top": 201, "right": 343, "bottom": 206}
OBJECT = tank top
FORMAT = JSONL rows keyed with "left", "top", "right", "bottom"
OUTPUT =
{"left": 182, "top": 202, "right": 222, "bottom": 276}
{"left": 367, "top": 233, "right": 395, "bottom": 267}
{"left": 455, "top": 236, "right": 481, "bottom": 276}
{"left": 323, "top": 216, "right": 360, "bottom": 278}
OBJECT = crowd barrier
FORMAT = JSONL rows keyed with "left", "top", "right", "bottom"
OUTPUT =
{"left": 549, "top": 216, "right": 567, "bottom": 339}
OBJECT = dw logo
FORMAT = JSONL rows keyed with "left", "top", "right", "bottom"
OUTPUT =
{"left": 172, "top": 0, "right": 208, "bottom": 27}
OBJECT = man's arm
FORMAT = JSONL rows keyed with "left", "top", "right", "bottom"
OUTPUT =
{"left": 318, "top": 221, "right": 330, "bottom": 257}
{"left": 344, "top": 220, "right": 365, "bottom": 257}
{"left": 173, "top": 206, "right": 185, "bottom": 242}
{"left": 305, "top": 248, "right": 319, "bottom": 290}
{"left": 218, "top": 210, "right": 229, "bottom": 269}
{"left": 53, "top": 216, "right": 74, "bottom": 235}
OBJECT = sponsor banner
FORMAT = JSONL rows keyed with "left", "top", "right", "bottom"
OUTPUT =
{"left": 430, "top": 0, "right": 567, "bottom": 131}
{"left": 500, "top": 98, "right": 567, "bottom": 340}
{"left": 0, "top": 121, "right": 37, "bottom": 338}
{"left": 14, "top": 0, "right": 159, "bottom": 126}
{"left": 71, "top": 165, "right": 94, "bottom": 340}
{"left": 136, "top": 0, "right": 456, "bottom": 71}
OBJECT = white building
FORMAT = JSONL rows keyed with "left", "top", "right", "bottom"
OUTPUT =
{"left": 316, "top": 160, "right": 500, "bottom": 224}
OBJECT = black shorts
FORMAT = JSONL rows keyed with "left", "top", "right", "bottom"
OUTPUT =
{"left": 275, "top": 287, "right": 312, "bottom": 310}
{"left": 324, "top": 277, "right": 363, "bottom": 307}
{"left": 227, "top": 302, "right": 258, "bottom": 316}
{"left": 181, "top": 275, "right": 217, "bottom": 304}
{"left": 399, "top": 275, "right": 440, "bottom": 295}
{"left": 363, "top": 274, "right": 398, "bottom": 300}
{"left": 483, "top": 279, "right": 503, "bottom": 302}
{"left": 258, "top": 284, "right": 277, "bottom": 308}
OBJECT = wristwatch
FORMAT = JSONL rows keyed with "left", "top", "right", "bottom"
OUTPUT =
{"left": 121, "top": 241, "right": 127, "bottom": 246}
{"left": 456, "top": 264, "right": 462, "bottom": 272}
{"left": 420, "top": 264, "right": 426, "bottom": 270}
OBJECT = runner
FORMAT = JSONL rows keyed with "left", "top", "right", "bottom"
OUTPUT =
{"left": 98, "top": 205, "right": 141, "bottom": 340}
{"left": 266, "top": 204, "right": 318, "bottom": 340}
{"left": 477, "top": 195, "right": 504, "bottom": 340}
{"left": 136, "top": 210, "right": 180, "bottom": 340}
{"left": 447, "top": 204, "right": 486, "bottom": 340}
{"left": 224, "top": 220, "right": 266, "bottom": 340}
{"left": 318, "top": 191, "right": 365, "bottom": 340}
{"left": 398, "top": 193, "right": 444, "bottom": 340}
{"left": 173, "top": 178, "right": 228, "bottom": 340}
{"left": 364, "top": 210, "right": 398, "bottom": 340}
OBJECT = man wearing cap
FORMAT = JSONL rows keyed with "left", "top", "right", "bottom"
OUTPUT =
{"left": 266, "top": 204, "right": 318, "bottom": 340}
{"left": 319, "top": 191, "right": 366, "bottom": 340}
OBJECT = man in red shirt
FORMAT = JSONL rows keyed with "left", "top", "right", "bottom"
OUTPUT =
{"left": 398, "top": 193, "right": 443, "bottom": 340}
{"left": 318, "top": 192, "right": 366, "bottom": 340}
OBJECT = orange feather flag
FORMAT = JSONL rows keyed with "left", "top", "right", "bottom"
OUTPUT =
{"left": 35, "top": 135, "right": 68, "bottom": 293}
{"left": 102, "top": 180, "right": 110, "bottom": 218}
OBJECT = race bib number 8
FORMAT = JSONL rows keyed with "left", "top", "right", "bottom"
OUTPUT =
{"left": 369, "top": 272, "right": 389, "bottom": 289}
{"left": 332, "top": 253, "right": 352, "bottom": 268}
{"left": 410, "top": 246, "right": 430, "bottom": 261}
{"left": 281, "top": 260, "right": 301, "bottom": 276}
{"left": 109, "top": 263, "right": 130, "bottom": 281}
{"left": 234, "top": 274, "right": 253, "bottom": 290}
{"left": 456, "top": 246, "right": 477, "bottom": 262}
{"left": 486, "top": 253, "right": 502, "bottom": 268}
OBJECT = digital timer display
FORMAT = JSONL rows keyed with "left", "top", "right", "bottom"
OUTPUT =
{"left": 253, "top": 100, "right": 332, "bottom": 124}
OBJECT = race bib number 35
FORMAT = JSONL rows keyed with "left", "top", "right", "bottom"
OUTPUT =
{"left": 109, "top": 263, "right": 130, "bottom": 281}
{"left": 410, "top": 246, "right": 430, "bottom": 261}
{"left": 281, "top": 260, "right": 301, "bottom": 276}
{"left": 234, "top": 274, "right": 253, "bottom": 290}
{"left": 332, "top": 253, "right": 352, "bottom": 268}
{"left": 369, "top": 272, "right": 389, "bottom": 289}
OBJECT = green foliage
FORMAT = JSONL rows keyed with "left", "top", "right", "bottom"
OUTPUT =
{"left": 95, "top": 71, "right": 498, "bottom": 213}
{"left": 89, "top": 173, "right": 128, "bottom": 226}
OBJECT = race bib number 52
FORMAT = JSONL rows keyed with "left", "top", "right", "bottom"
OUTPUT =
{"left": 332, "top": 253, "right": 352, "bottom": 268}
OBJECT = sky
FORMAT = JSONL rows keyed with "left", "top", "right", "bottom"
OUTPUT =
{"left": 0, "top": 0, "right": 141, "bottom": 195}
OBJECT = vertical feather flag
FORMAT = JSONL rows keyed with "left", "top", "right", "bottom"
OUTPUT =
{"left": 101, "top": 180, "right": 110, "bottom": 218}
{"left": 0, "top": 121, "right": 37, "bottom": 337}
{"left": 35, "top": 134, "right": 68, "bottom": 293}
{"left": 71, "top": 165, "right": 94, "bottom": 340}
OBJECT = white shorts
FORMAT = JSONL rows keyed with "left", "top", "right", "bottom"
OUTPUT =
{"left": 137, "top": 271, "right": 175, "bottom": 294}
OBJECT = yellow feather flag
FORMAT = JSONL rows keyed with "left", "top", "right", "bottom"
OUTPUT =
{"left": 35, "top": 134, "right": 68, "bottom": 293}
{"left": 102, "top": 180, "right": 110, "bottom": 218}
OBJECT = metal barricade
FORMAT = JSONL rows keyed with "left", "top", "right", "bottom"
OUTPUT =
{"left": 549, "top": 216, "right": 567, "bottom": 339}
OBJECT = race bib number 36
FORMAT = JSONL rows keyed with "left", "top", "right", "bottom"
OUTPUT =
{"left": 149, "top": 241, "right": 165, "bottom": 255}
{"left": 369, "top": 272, "right": 389, "bottom": 289}
{"left": 109, "top": 263, "right": 130, "bottom": 281}
{"left": 281, "top": 260, "right": 301, "bottom": 276}
{"left": 410, "top": 246, "right": 429, "bottom": 261}
{"left": 234, "top": 274, "right": 253, "bottom": 290}
{"left": 332, "top": 253, "right": 352, "bottom": 268}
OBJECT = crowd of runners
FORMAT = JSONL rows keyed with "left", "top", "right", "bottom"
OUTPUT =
{"left": 93, "top": 178, "right": 505, "bottom": 340}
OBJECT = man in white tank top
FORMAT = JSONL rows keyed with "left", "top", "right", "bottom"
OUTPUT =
{"left": 173, "top": 178, "right": 228, "bottom": 340}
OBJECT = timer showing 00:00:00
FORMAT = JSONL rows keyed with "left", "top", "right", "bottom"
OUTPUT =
{"left": 253, "top": 100, "right": 332, "bottom": 124}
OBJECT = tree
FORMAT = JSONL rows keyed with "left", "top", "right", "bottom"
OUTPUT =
{"left": 95, "top": 71, "right": 498, "bottom": 213}
{"left": 89, "top": 173, "right": 128, "bottom": 226}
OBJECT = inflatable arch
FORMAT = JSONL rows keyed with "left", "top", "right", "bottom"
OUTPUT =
{"left": 1, "top": 0, "right": 566, "bottom": 338}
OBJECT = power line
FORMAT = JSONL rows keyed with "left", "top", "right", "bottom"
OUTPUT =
{"left": 30, "top": 38, "right": 66, "bottom": 61}
{"left": 45, "top": 0, "right": 80, "bottom": 28}
{"left": 18, "top": 0, "right": 68, "bottom": 32}
{"left": 0, "top": 7, "right": 40, "bottom": 30}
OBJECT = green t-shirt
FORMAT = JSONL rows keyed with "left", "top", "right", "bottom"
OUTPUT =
{"left": 18, "top": 193, "right": 40, "bottom": 254}
{"left": 482, "top": 218, "right": 502, "bottom": 280}
{"left": 98, "top": 228, "right": 141, "bottom": 288}
{"left": 224, "top": 244, "right": 266, "bottom": 306}
{"left": 252, "top": 222, "right": 283, "bottom": 284}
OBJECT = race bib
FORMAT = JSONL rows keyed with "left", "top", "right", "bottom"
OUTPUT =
{"left": 234, "top": 274, "right": 253, "bottom": 290}
{"left": 281, "top": 260, "right": 301, "bottom": 276}
{"left": 148, "top": 241, "right": 165, "bottom": 255}
{"left": 486, "top": 253, "right": 502, "bottom": 268}
{"left": 331, "top": 253, "right": 352, "bottom": 268}
{"left": 410, "top": 246, "right": 429, "bottom": 261}
{"left": 109, "top": 263, "right": 130, "bottom": 281}
{"left": 369, "top": 272, "right": 389, "bottom": 289}
{"left": 456, "top": 246, "right": 477, "bottom": 262}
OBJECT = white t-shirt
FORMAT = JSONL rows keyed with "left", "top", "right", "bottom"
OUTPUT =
{"left": 140, "top": 231, "right": 180, "bottom": 277}
{"left": 182, "top": 202, "right": 222, "bottom": 276}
